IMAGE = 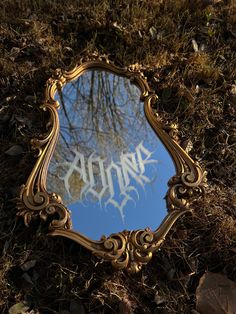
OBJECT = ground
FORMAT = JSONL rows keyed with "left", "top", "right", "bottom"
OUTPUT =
{"left": 0, "top": 0, "right": 235, "bottom": 313}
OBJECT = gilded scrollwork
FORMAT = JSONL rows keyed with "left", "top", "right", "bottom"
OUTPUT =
{"left": 16, "top": 88, "right": 71, "bottom": 230}
{"left": 17, "top": 58, "right": 206, "bottom": 273}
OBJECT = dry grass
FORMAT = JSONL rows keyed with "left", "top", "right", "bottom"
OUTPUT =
{"left": 0, "top": 0, "right": 236, "bottom": 313}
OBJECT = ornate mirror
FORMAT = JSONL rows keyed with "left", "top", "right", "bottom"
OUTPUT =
{"left": 17, "top": 59, "right": 206, "bottom": 273}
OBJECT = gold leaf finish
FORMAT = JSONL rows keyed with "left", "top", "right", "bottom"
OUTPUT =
{"left": 17, "top": 58, "right": 207, "bottom": 273}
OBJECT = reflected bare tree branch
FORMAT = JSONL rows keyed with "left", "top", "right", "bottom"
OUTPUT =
{"left": 48, "top": 70, "right": 158, "bottom": 208}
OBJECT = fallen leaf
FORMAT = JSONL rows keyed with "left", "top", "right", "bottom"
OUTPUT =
{"left": 32, "top": 270, "right": 39, "bottom": 282}
{"left": 138, "top": 30, "right": 142, "bottom": 38}
{"left": 149, "top": 26, "right": 157, "bottom": 38}
{"left": 154, "top": 291, "right": 166, "bottom": 305}
{"left": 192, "top": 39, "right": 199, "bottom": 52}
{"left": 196, "top": 272, "right": 236, "bottom": 314}
{"left": 199, "top": 43, "right": 205, "bottom": 51}
{"left": 113, "top": 22, "right": 125, "bottom": 32}
{"left": 230, "top": 85, "right": 236, "bottom": 95}
{"left": 22, "top": 273, "right": 34, "bottom": 285}
{"left": 9, "top": 302, "right": 29, "bottom": 314}
{"left": 3, "top": 239, "right": 10, "bottom": 255}
{"left": 64, "top": 46, "right": 73, "bottom": 51}
{"left": 24, "top": 95, "right": 37, "bottom": 103}
{"left": 21, "top": 260, "right": 37, "bottom": 271}
{"left": 5, "top": 145, "right": 24, "bottom": 156}
{"left": 181, "top": 140, "right": 193, "bottom": 153}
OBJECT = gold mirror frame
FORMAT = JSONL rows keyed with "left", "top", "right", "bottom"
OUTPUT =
{"left": 17, "top": 58, "right": 206, "bottom": 273}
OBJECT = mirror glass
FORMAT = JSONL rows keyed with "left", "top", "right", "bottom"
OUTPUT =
{"left": 47, "top": 70, "right": 175, "bottom": 240}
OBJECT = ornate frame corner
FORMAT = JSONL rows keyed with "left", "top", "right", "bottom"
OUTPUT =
{"left": 17, "top": 58, "right": 207, "bottom": 273}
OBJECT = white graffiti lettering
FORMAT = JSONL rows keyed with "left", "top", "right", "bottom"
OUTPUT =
{"left": 57, "top": 142, "right": 158, "bottom": 222}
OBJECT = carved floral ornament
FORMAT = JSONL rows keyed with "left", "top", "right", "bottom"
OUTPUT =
{"left": 17, "top": 57, "right": 207, "bottom": 273}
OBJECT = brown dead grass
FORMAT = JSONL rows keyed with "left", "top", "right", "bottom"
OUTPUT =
{"left": 0, "top": 0, "right": 236, "bottom": 313}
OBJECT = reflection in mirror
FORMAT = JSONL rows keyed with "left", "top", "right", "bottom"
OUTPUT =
{"left": 47, "top": 70, "right": 175, "bottom": 240}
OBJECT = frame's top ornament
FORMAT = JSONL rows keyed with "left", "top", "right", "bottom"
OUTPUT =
{"left": 17, "top": 58, "right": 207, "bottom": 273}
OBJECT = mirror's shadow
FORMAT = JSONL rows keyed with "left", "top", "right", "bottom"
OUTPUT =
{"left": 47, "top": 70, "right": 175, "bottom": 240}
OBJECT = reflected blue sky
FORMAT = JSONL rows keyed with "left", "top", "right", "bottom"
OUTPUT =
{"left": 47, "top": 70, "right": 175, "bottom": 240}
